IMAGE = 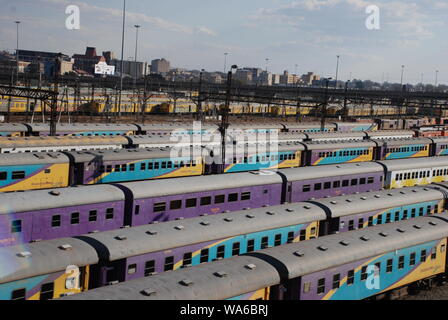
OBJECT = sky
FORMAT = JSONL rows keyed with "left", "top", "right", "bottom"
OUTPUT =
{"left": 0, "top": 0, "right": 447, "bottom": 84}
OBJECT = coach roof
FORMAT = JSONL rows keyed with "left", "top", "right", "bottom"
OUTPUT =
{"left": 120, "top": 170, "right": 284, "bottom": 198}
{"left": 302, "top": 140, "right": 377, "bottom": 150}
{"left": 0, "top": 185, "right": 125, "bottom": 215}
{"left": 0, "top": 237, "right": 99, "bottom": 284}
{"left": 0, "top": 123, "right": 28, "bottom": 132}
{"left": 0, "top": 136, "right": 128, "bottom": 148}
{"left": 315, "top": 185, "right": 443, "bottom": 218}
{"left": 279, "top": 162, "right": 383, "bottom": 181}
{"left": 378, "top": 157, "right": 448, "bottom": 171}
{"left": 0, "top": 152, "right": 69, "bottom": 166}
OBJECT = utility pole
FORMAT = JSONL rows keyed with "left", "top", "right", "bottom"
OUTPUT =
{"left": 321, "top": 78, "right": 332, "bottom": 131}
{"left": 50, "top": 54, "right": 62, "bottom": 136}
{"left": 219, "top": 65, "right": 237, "bottom": 174}
{"left": 400, "top": 65, "right": 405, "bottom": 89}
{"left": 223, "top": 52, "right": 229, "bottom": 73}
{"left": 118, "top": 0, "right": 126, "bottom": 117}
{"left": 435, "top": 70, "right": 439, "bottom": 92}
{"left": 134, "top": 24, "right": 141, "bottom": 86}
{"left": 343, "top": 80, "right": 350, "bottom": 122}
{"left": 197, "top": 69, "right": 204, "bottom": 121}
{"left": 15, "top": 21, "right": 20, "bottom": 86}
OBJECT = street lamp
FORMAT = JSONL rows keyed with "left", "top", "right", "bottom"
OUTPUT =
{"left": 15, "top": 21, "right": 20, "bottom": 85}
{"left": 134, "top": 25, "right": 141, "bottom": 84}
{"left": 223, "top": 52, "right": 229, "bottom": 73}
{"left": 435, "top": 70, "right": 439, "bottom": 91}
{"left": 265, "top": 58, "right": 269, "bottom": 72}
{"left": 400, "top": 65, "right": 405, "bottom": 88}
{"left": 335, "top": 55, "right": 340, "bottom": 88}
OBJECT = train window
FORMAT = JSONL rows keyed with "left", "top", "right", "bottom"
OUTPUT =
{"left": 419, "top": 207, "right": 424, "bottom": 216}
{"left": 154, "top": 162, "right": 160, "bottom": 170}
{"left": 170, "top": 200, "right": 182, "bottom": 210}
{"left": 360, "top": 178, "right": 367, "bottom": 185}
{"left": 161, "top": 162, "right": 167, "bottom": 169}
{"left": 12, "top": 171, "right": 25, "bottom": 180}
{"left": 200, "top": 249, "right": 209, "bottom": 263}
{"left": 127, "top": 264, "right": 137, "bottom": 275}
{"left": 11, "top": 220, "right": 22, "bottom": 233}
{"left": 11, "top": 288, "right": 26, "bottom": 301}
{"left": 378, "top": 214, "right": 383, "bottom": 224}
{"left": 154, "top": 202, "right": 166, "bottom": 212}
{"left": 140, "top": 163, "right": 146, "bottom": 171}
{"left": 368, "top": 216, "right": 374, "bottom": 227}
{"left": 410, "top": 253, "right": 416, "bottom": 266}
{"left": 144, "top": 260, "right": 155, "bottom": 276}
{"left": 386, "top": 259, "right": 393, "bottom": 273}
{"left": 99, "top": 166, "right": 105, "bottom": 173}
{"left": 228, "top": 193, "right": 238, "bottom": 202}
{"left": 114, "top": 165, "right": 121, "bottom": 172}
{"left": 431, "top": 250, "right": 437, "bottom": 260}
{"left": 367, "top": 177, "right": 374, "bottom": 184}
{"left": 303, "top": 185, "right": 311, "bottom": 192}
{"left": 317, "top": 278, "right": 326, "bottom": 295}
{"left": 40, "top": 283, "right": 54, "bottom": 300}
{"left": 215, "top": 195, "right": 225, "bottom": 204}
{"left": 332, "top": 274, "right": 340, "bottom": 289}
{"left": 241, "top": 192, "right": 251, "bottom": 201}
{"left": 398, "top": 256, "right": 405, "bottom": 269}
{"left": 303, "top": 282, "right": 311, "bottom": 293}
{"left": 186, "top": 198, "right": 197, "bottom": 208}
{"left": 358, "top": 219, "right": 364, "bottom": 229}
{"left": 232, "top": 242, "right": 241, "bottom": 256}
{"left": 287, "top": 232, "right": 294, "bottom": 244}
{"left": 261, "top": 237, "right": 269, "bottom": 249}
{"left": 403, "top": 210, "right": 409, "bottom": 219}
{"left": 52, "top": 215, "right": 61, "bottom": 227}
{"left": 0, "top": 172, "right": 6, "bottom": 180}
{"left": 274, "top": 234, "right": 282, "bottom": 247}
{"left": 44, "top": 169, "right": 51, "bottom": 174}
{"left": 342, "top": 180, "right": 349, "bottom": 187}
{"left": 200, "top": 197, "right": 212, "bottom": 206}
{"left": 348, "top": 220, "right": 355, "bottom": 231}
{"left": 89, "top": 210, "right": 97, "bottom": 222}
{"left": 106, "top": 208, "right": 114, "bottom": 220}
{"left": 333, "top": 181, "right": 341, "bottom": 188}
{"left": 183, "top": 253, "right": 192, "bottom": 267}
{"left": 361, "top": 266, "right": 368, "bottom": 281}
{"left": 314, "top": 183, "right": 322, "bottom": 191}
{"left": 134, "top": 205, "right": 140, "bottom": 216}
{"left": 421, "top": 250, "right": 427, "bottom": 262}
{"left": 347, "top": 270, "right": 355, "bottom": 285}
{"left": 164, "top": 257, "right": 174, "bottom": 271}
{"left": 129, "top": 164, "right": 135, "bottom": 172}
{"left": 217, "top": 245, "right": 226, "bottom": 258}
{"left": 351, "top": 179, "right": 358, "bottom": 186}
{"left": 375, "top": 262, "right": 381, "bottom": 275}
{"left": 71, "top": 212, "right": 80, "bottom": 225}
{"left": 394, "top": 212, "right": 400, "bottom": 221}
{"left": 168, "top": 162, "right": 173, "bottom": 169}
{"left": 106, "top": 166, "right": 112, "bottom": 173}
{"left": 411, "top": 208, "right": 416, "bottom": 218}
{"left": 324, "top": 182, "right": 331, "bottom": 190}
{"left": 148, "top": 163, "right": 154, "bottom": 170}
{"left": 264, "top": 189, "right": 269, "bottom": 194}
{"left": 385, "top": 213, "right": 391, "bottom": 224}
{"left": 427, "top": 206, "right": 432, "bottom": 214}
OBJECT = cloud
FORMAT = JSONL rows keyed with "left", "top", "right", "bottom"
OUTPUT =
{"left": 196, "top": 26, "right": 217, "bottom": 36}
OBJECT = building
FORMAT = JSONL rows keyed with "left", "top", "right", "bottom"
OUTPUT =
{"left": 234, "top": 69, "right": 253, "bottom": 84}
{"left": 111, "top": 59, "right": 149, "bottom": 79}
{"left": 272, "top": 74, "right": 281, "bottom": 85}
{"left": 258, "top": 71, "right": 273, "bottom": 86}
{"left": 301, "top": 72, "right": 321, "bottom": 85}
{"left": 151, "top": 58, "right": 170, "bottom": 75}
{"left": 280, "top": 71, "right": 298, "bottom": 86}
{"left": 72, "top": 47, "right": 106, "bottom": 75}
{"left": 17, "top": 49, "right": 70, "bottom": 64}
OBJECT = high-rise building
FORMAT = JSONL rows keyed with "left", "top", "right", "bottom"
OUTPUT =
{"left": 151, "top": 58, "right": 170, "bottom": 74}
{"left": 72, "top": 47, "right": 106, "bottom": 74}
{"left": 301, "top": 72, "right": 321, "bottom": 85}
{"left": 111, "top": 59, "right": 149, "bottom": 79}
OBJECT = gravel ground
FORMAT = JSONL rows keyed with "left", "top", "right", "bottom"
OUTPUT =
{"left": 404, "top": 283, "right": 448, "bottom": 300}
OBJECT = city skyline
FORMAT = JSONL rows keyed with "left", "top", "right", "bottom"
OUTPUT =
{"left": 0, "top": 0, "right": 447, "bottom": 85}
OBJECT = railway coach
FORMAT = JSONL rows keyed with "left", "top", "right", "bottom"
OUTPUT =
{"left": 0, "top": 123, "right": 29, "bottom": 137}
{"left": 1, "top": 184, "right": 446, "bottom": 300}
{"left": 26, "top": 123, "right": 139, "bottom": 137}
{"left": 0, "top": 136, "right": 129, "bottom": 154}
{"left": 61, "top": 214, "right": 448, "bottom": 301}
{"left": 0, "top": 153, "right": 69, "bottom": 192}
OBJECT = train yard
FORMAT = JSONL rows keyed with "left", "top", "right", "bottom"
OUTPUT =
{"left": 2, "top": 120, "right": 448, "bottom": 301}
